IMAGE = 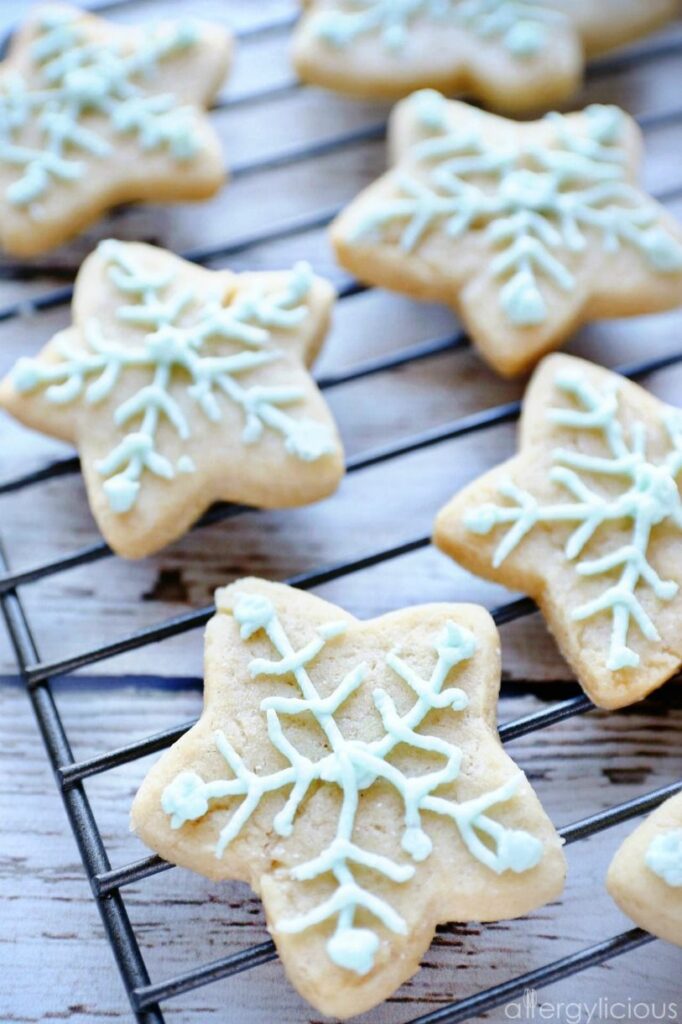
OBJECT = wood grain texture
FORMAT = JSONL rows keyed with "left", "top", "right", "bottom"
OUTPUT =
{"left": 1, "top": 1, "right": 682, "bottom": 1021}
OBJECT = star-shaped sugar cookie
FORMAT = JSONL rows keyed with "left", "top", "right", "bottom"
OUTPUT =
{"left": 435, "top": 354, "right": 682, "bottom": 710}
{"left": 293, "top": 0, "right": 677, "bottom": 111}
{"left": 0, "top": 242, "right": 343, "bottom": 559}
{"left": 0, "top": 4, "right": 232, "bottom": 256}
{"left": 132, "top": 578, "right": 566, "bottom": 1018}
{"left": 332, "top": 94, "right": 682, "bottom": 377}
{"left": 607, "top": 791, "right": 682, "bottom": 948}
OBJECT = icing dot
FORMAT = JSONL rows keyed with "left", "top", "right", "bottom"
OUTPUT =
{"left": 412, "top": 89, "right": 448, "bottom": 133}
{"left": 177, "top": 455, "right": 196, "bottom": 474}
{"left": 585, "top": 104, "right": 624, "bottom": 144}
{"left": 102, "top": 474, "right": 140, "bottom": 513}
{"left": 283, "top": 418, "right": 336, "bottom": 462}
{"left": 402, "top": 827, "right": 433, "bottom": 862}
{"left": 640, "top": 229, "right": 682, "bottom": 273}
{"left": 646, "top": 829, "right": 682, "bottom": 887}
{"left": 608, "top": 645, "right": 639, "bottom": 671}
{"left": 326, "top": 927, "right": 380, "bottom": 975}
{"left": 504, "top": 21, "right": 545, "bottom": 58}
{"left": 234, "top": 593, "right": 275, "bottom": 639}
{"left": 437, "top": 620, "right": 477, "bottom": 663}
{"left": 464, "top": 504, "right": 499, "bottom": 535}
{"left": 497, "top": 829, "right": 544, "bottom": 873}
{"left": 11, "top": 357, "right": 41, "bottom": 392}
{"left": 173, "top": 21, "right": 200, "bottom": 49}
{"left": 500, "top": 272, "right": 547, "bottom": 327}
{"left": 161, "top": 770, "right": 209, "bottom": 828}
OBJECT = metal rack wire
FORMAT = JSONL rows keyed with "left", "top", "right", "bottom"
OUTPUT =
{"left": 1, "top": 4, "right": 682, "bottom": 1022}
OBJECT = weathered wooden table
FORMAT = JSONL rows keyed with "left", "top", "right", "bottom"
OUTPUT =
{"left": 1, "top": 1, "right": 682, "bottom": 1022}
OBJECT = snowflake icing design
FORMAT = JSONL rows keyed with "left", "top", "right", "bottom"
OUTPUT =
{"left": 309, "top": 0, "right": 563, "bottom": 58}
{"left": 0, "top": 6, "right": 204, "bottom": 216}
{"left": 161, "top": 592, "right": 543, "bottom": 976}
{"left": 465, "top": 370, "right": 682, "bottom": 671}
{"left": 11, "top": 241, "right": 338, "bottom": 515}
{"left": 350, "top": 95, "right": 682, "bottom": 329}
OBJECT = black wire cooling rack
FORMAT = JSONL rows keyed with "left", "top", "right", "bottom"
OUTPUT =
{"left": 1, "top": 2, "right": 682, "bottom": 1022}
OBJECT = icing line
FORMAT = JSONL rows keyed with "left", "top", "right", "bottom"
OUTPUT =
{"left": 0, "top": 8, "right": 204, "bottom": 215}
{"left": 309, "top": 0, "right": 562, "bottom": 59}
{"left": 161, "top": 594, "right": 544, "bottom": 975}
{"left": 349, "top": 98, "right": 682, "bottom": 328}
{"left": 465, "top": 370, "right": 682, "bottom": 670}
{"left": 11, "top": 242, "right": 337, "bottom": 514}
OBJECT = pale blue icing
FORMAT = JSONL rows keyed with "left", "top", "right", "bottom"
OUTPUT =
{"left": 177, "top": 455, "right": 195, "bottom": 474}
{"left": 0, "top": 7, "right": 203, "bottom": 214}
{"left": 464, "top": 371, "right": 682, "bottom": 671}
{"left": 11, "top": 241, "right": 337, "bottom": 514}
{"left": 161, "top": 592, "right": 544, "bottom": 976}
{"left": 309, "top": 0, "right": 560, "bottom": 59}
{"left": 411, "top": 89, "right": 448, "bottom": 132}
{"left": 503, "top": 19, "right": 546, "bottom": 58}
{"left": 645, "top": 829, "right": 682, "bottom": 887}
{"left": 350, "top": 98, "right": 682, "bottom": 328}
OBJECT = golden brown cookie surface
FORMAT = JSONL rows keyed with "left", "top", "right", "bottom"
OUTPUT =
{"left": 435, "top": 354, "right": 682, "bottom": 709}
{"left": 132, "top": 578, "right": 566, "bottom": 1018}
{"left": 293, "top": 0, "right": 677, "bottom": 110}
{"left": 607, "top": 791, "right": 682, "bottom": 948}
{"left": 332, "top": 94, "right": 682, "bottom": 377}
{"left": 0, "top": 4, "right": 232, "bottom": 256}
{"left": 0, "top": 242, "right": 343, "bottom": 558}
